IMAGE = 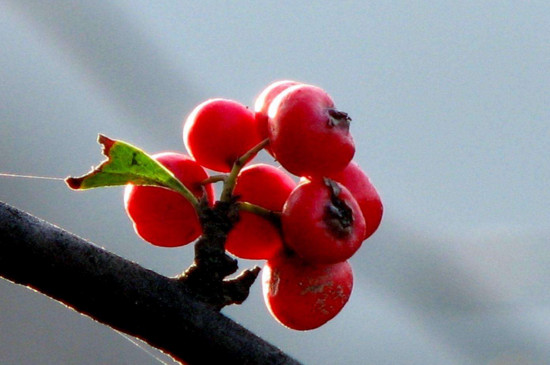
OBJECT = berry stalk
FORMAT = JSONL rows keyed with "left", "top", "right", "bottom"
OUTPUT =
{"left": 220, "top": 138, "right": 269, "bottom": 202}
{"left": 237, "top": 201, "right": 282, "bottom": 225}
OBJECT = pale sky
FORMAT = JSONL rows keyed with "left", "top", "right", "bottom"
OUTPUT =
{"left": 1, "top": 2, "right": 549, "bottom": 364}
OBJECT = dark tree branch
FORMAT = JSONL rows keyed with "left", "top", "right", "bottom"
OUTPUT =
{"left": 180, "top": 199, "right": 261, "bottom": 309}
{"left": 0, "top": 201, "right": 301, "bottom": 365}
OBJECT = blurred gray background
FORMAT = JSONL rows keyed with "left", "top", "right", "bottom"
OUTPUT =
{"left": 1, "top": 1, "right": 549, "bottom": 364}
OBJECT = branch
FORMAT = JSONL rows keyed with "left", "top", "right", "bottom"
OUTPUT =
{"left": 0, "top": 201, "right": 301, "bottom": 365}
{"left": 181, "top": 199, "right": 262, "bottom": 309}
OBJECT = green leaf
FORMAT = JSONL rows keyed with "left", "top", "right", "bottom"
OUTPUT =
{"left": 65, "top": 134, "right": 198, "bottom": 207}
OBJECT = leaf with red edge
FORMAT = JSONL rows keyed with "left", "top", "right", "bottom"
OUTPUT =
{"left": 65, "top": 135, "right": 197, "bottom": 206}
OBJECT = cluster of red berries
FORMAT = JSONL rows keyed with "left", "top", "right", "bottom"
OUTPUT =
{"left": 123, "top": 80, "right": 383, "bottom": 330}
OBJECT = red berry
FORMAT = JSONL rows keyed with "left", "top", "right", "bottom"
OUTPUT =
{"left": 254, "top": 80, "right": 301, "bottom": 153}
{"left": 225, "top": 164, "right": 296, "bottom": 259}
{"left": 282, "top": 178, "right": 366, "bottom": 264}
{"left": 262, "top": 252, "right": 353, "bottom": 330}
{"left": 183, "top": 98, "right": 261, "bottom": 172}
{"left": 233, "top": 164, "right": 296, "bottom": 211}
{"left": 268, "top": 84, "right": 355, "bottom": 177}
{"left": 124, "top": 152, "right": 214, "bottom": 247}
{"left": 330, "top": 161, "right": 383, "bottom": 239}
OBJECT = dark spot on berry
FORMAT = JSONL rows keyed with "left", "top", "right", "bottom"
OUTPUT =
{"left": 323, "top": 178, "right": 353, "bottom": 238}
{"left": 327, "top": 108, "right": 351, "bottom": 130}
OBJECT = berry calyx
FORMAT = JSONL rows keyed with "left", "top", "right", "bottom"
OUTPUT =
{"left": 262, "top": 251, "right": 353, "bottom": 330}
{"left": 327, "top": 108, "right": 351, "bottom": 128}
{"left": 324, "top": 179, "right": 354, "bottom": 237}
{"left": 183, "top": 98, "right": 261, "bottom": 172}
{"left": 268, "top": 84, "right": 355, "bottom": 177}
{"left": 124, "top": 152, "right": 215, "bottom": 247}
{"left": 282, "top": 178, "right": 366, "bottom": 264}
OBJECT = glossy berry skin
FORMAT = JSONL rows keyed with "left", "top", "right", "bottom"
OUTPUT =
{"left": 183, "top": 98, "right": 261, "bottom": 172}
{"left": 254, "top": 80, "right": 300, "bottom": 153}
{"left": 226, "top": 164, "right": 296, "bottom": 259}
{"left": 262, "top": 252, "right": 353, "bottom": 330}
{"left": 124, "top": 152, "right": 214, "bottom": 247}
{"left": 282, "top": 178, "right": 366, "bottom": 264}
{"left": 330, "top": 161, "right": 383, "bottom": 239}
{"left": 268, "top": 84, "right": 355, "bottom": 178}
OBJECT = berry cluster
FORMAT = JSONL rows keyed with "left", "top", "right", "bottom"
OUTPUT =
{"left": 123, "top": 80, "right": 383, "bottom": 330}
